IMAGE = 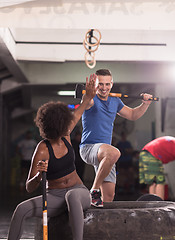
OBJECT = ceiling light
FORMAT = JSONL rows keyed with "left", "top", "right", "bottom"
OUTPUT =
{"left": 57, "top": 90, "right": 75, "bottom": 96}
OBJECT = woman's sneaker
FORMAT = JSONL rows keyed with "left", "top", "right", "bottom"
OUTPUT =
{"left": 90, "top": 189, "right": 103, "bottom": 207}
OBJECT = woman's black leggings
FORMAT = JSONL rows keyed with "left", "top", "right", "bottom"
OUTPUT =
{"left": 7, "top": 184, "right": 91, "bottom": 240}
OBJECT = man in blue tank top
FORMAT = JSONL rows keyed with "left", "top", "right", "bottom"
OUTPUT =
{"left": 80, "top": 69, "right": 153, "bottom": 207}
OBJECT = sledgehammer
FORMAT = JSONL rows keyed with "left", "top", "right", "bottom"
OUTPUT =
{"left": 74, "top": 84, "right": 159, "bottom": 101}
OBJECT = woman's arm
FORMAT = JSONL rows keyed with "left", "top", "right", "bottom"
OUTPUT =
{"left": 26, "top": 141, "right": 48, "bottom": 193}
{"left": 69, "top": 74, "right": 97, "bottom": 133}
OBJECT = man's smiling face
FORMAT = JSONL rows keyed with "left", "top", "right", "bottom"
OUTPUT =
{"left": 96, "top": 75, "right": 113, "bottom": 100}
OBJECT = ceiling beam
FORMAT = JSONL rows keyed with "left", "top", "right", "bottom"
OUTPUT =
{"left": 0, "top": 32, "right": 28, "bottom": 83}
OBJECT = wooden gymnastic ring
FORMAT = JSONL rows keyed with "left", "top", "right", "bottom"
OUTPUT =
{"left": 83, "top": 39, "right": 99, "bottom": 52}
{"left": 85, "top": 51, "right": 95, "bottom": 62}
{"left": 85, "top": 51, "right": 96, "bottom": 69}
{"left": 86, "top": 62, "right": 96, "bottom": 69}
{"left": 85, "top": 58, "right": 96, "bottom": 69}
{"left": 85, "top": 29, "right": 101, "bottom": 47}
{"left": 85, "top": 34, "right": 99, "bottom": 48}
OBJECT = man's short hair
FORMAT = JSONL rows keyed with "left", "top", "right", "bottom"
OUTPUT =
{"left": 96, "top": 69, "right": 112, "bottom": 76}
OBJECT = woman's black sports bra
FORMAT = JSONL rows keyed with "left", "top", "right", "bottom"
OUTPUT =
{"left": 44, "top": 137, "right": 76, "bottom": 180}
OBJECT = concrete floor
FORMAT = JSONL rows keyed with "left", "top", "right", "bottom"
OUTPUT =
{"left": 0, "top": 186, "right": 41, "bottom": 240}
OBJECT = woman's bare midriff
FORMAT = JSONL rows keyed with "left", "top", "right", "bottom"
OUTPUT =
{"left": 47, "top": 170, "right": 82, "bottom": 189}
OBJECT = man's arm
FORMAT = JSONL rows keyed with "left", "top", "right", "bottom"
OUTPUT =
{"left": 118, "top": 93, "right": 153, "bottom": 121}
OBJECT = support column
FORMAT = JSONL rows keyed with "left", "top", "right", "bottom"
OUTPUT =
{"left": 0, "top": 87, "right": 3, "bottom": 195}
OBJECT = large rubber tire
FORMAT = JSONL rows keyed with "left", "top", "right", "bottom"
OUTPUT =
{"left": 137, "top": 193, "right": 163, "bottom": 201}
{"left": 35, "top": 201, "right": 175, "bottom": 240}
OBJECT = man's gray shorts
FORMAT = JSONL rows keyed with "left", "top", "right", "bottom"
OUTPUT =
{"left": 80, "top": 143, "right": 116, "bottom": 183}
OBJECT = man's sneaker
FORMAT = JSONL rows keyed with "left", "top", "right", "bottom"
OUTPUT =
{"left": 90, "top": 189, "right": 103, "bottom": 207}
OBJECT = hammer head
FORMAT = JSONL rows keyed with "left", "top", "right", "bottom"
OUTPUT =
{"left": 74, "top": 84, "right": 85, "bottom": 99}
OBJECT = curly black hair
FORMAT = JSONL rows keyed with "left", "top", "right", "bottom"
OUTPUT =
{"left": 34, "top": 101, "right": 73, "bottom": 139}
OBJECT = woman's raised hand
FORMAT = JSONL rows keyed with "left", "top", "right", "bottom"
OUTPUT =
{"left": 85, "top": 73, "right": 97, "bottom": 99}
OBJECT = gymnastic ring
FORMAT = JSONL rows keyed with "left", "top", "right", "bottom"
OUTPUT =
{"left": 83, "top": 39, "right": 99, "bottom": 52}
{"left": 85, "top": 33, "right": 100, "bottom": 47}
{"left": 85, "top": 51, "right": 96, "bottom": 69}
{"left": 86, "top": 59, "right": 96, "bottom": 69}
{"left": 83, "top": 37, "right": 99, "bottom": 52}
{"left": 85, "top": 29, "right": 101, "bottom": 47}
{"left": 85, "top": 29, "right": 101, "bottom": 46}
{"left": 85, "top": 34, "right": 99, "bottom": 48}
{"left": 85, "top": 51, "right": 95, "bottom": 62}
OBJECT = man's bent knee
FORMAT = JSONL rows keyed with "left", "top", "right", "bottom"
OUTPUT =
{"left": 98, "top": 145, "right": 120, "bottom": 163}
{"left": 110, "top": 148, "right": 121, "bottom": 164}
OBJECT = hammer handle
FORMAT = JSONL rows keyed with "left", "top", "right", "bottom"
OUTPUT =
{"left": 82, "top": 90, "right": 159, "bottom": 101}
{"left": 42, "top": 161, "right": 48, "bottom": 240}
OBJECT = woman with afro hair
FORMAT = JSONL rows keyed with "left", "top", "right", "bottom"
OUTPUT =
{"left": 7, "top": 74, "right": 97, "bottom": 240}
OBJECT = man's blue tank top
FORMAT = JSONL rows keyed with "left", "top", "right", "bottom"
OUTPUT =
{"left": 80, "top": 95, "right": 124, "bottom": 147}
